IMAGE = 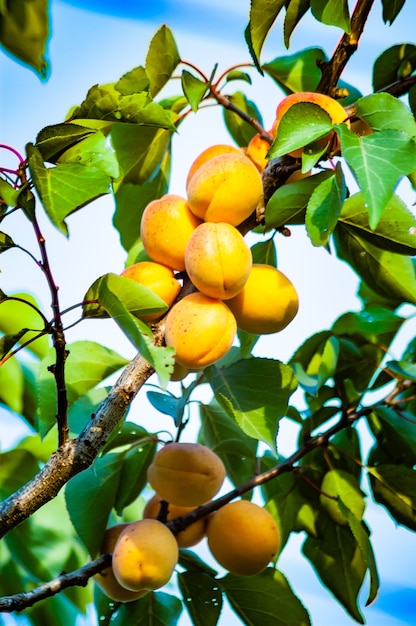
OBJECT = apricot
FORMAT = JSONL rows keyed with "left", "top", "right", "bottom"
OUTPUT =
{"left": 93, "top": 523, "right": 149, "bottom": 602}
{"left": 164, "top": 292, "right": 237, "bottom": 369}
{"left": 120, "top": 261, "right": 181, "bottom": 321}
{"left": 170, "top": 361, "right": 190, "bottom": 381}
{"left": 112, "top": 519, "right": 178, "bottom": 592}
{"left": 186, "top": 152, "right": 263, "bottom": 226}
{"left": 140, "top": 194, "right": 202, "bottom": 271}
{"left": 147, "top": 442, "right": 226, "bottom": 507}
{"left": 186, "top": 144, "right": 243, "bottom": 188}
{"left": 206, "top": 500, "right": 280, "bottom": 576}
{"left": 245, "top": 131, "right": 274, "bottom": 172}
{"left": 274, "top": 91, "right": 348, "bottom": 158}
{"left": 143, "top": 493, "right": 207, "bottom": 548}
{"left": 185, "top": 222, "right": 252, "bottom": 300}
{"left": 226, "top": 264, "right": 299, "bottom": 335}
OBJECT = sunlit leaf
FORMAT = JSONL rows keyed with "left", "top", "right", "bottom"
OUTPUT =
{"left": 245, "top": 0, "right": 286, "bottom": 72}
{"left": 284, "top": 0, "right": 310, "bottom": 48}
{"left": 0, "top": 292, "right": 49, "bottom": 358}
{"left": 263, "top": 48, "right": 327, "bottom": 94}
{"left": 310, "top": 0, "right": 350, "bottom": 32}
{"left": 305, "top": 164, "right": 346, "bottom": 246}
{"left": 35, "top": 123, "right": 95, "bottom": 163}
{"left": 354, "top": 93, "right": 416, "bottom": 135}
{"left": 115, "top": 66, "right": 150, "bottom": 95}
{"left": 373, "top": 43, "right": 416, "bottom": 91}
{"left": 368, "top": 464, "right": 416, "bottom": 531}
{"left": 181, "top": 70, "right": 208, "bottom": 112}
{"left": 56, "top": 131, "right": 120, "bottom": 179}
{"left": 0, "top": 178, "right": 19, "bottom": 207}
{"left": 145, "top": 25, "right": 180, "bottom": 98}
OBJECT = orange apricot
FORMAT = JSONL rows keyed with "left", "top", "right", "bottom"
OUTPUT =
{"left": 120, "top": 261, "right": 181, "bottom": 321}
{"left": 186, "top": 152, "right": 263, "bottom": 226}
{"left": 143, "top": 493, "right": 207, "bottom": 548}
{"left": 245, "top": 131, "right": 274, "bottom": 172}
{"left": 164, "top": 291, "right": 237, "bottom": 369}
{"left": 93, "top": 523, "right": 149, "bottom": 602}
{"left": 147, "top": 442, "right": 226, "bottom": 507}
{"left": 112, "top": 519, "right": 178, "bottom": 592}
{"left": 206, "top": 500, "right": 280, "bottom": 576}
{"left": 185, "top": 222, "right": 252, "bottom": 300}
{"left": 226, "top": 264, "right": 299, "bottom": 335}
{"left": 274, "top": 91, "right": 348, "bottom": 158}
{"left": 186, "top": 144, "right": 243, "bottom": 188}
{"left": 140, "top": 194, "right": 202, "bottom": 271}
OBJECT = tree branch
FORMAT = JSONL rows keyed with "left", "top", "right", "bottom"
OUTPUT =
{"left": 0, "top": 327, "right": 164, "bottom": 538}
{"left": 316, "top": 0, "right": 376, "bottom": 97}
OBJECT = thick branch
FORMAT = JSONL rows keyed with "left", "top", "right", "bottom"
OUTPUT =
{"left": 0, "top": 329, "right": 164, "bottom": 538}
{"left": 316, "top": 0, "right": 376, "bottom": 97}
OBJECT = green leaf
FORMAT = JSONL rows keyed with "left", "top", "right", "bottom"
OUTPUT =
{"left": 250, "top": 237, "right": 277, "bottom": 265}
{"left": 111, "top": 591, "right": 182, "bottom": 626}
{"left": 145, "top": 25, "right": 180, "bottom": 98}
{"left": 368, "top": 464, "right": 416, "bottom": 530}
{"left": 303, "top": 519, "right": 366, "bottom": 623}
{"left": 0, "top": 328, "right": 28, "bottom": 359}
{"left": 263, "top": 48, "right": 327, "bottom": 94}
{"left": 305, "top": 164, "right": 346, "bottom": 246}
{"left": 311, "top": 0, "right": 350, "bottom": 32}
{"left": 178, "top": 571, "right": 222, "bottom": 626}
{"left": 373, "top": 43, "right": 416, "bottom": 91}
{"left": 114, "top": 438, "right": 157, "bottom": 513}
{"left": 65, "top": 453, "right": 122, "bottom": 556}
{"left": 283, "top": 0, "right": 310, "bottom": 48}
{"left": 265, "top": 473, "right": 308, "bottom": 552}
{"left": 319, "top": 469, "right": 365, "bottom": 526}
{"left": 222, "top": 91, "right": 263, "bottom": 147}
{"left": 0, "top": 449, "right": 40, "bottom": 499}
{"left": 269, "top": 102, "right": 334, "bottom": 159}
{"left": 0, "top": 292, "right": 49, "bottom": 358}
{"left": 336, "top": 125, "right": 416, "bottom": 229}
{"left": 117, "top": 93, "right": 177, "bottom": 130}
{"left": 56, "top": 131, "right": 120, "bottom": 179}
{"left": 225, "top": 70, "right": 252, "bottom": 84}
{"left": 27, "top": 143, "right": 110, "bottom": 235}
{"left": 0, "top": 357, "right": 24, "bottom": 414}
{"left": 83, "top": 272, "right": 168, "bottom": 320}
{"left": 68, "top": 387, "right": 109, "bottom": 436}
{"left": 354, "top": 93, "right": 416, "bottom": 135}
{"left": 181, "top": 70, "right": 208, "bottom": 112}
{"left": 245, "top": 0, "right": 287, "bottom": 72}
{"left": 346, "top": 511, "right": 379, "bottom": 606}
{"left": 114, "top": 150, "right": 170, "bottom": 252}
{"left": 220, "top": 568, "right": 311, "bottom": 626}
{"left": 292, "top": 336, "right": 339, "bottom": 396}
{"left": 199, "top": 401, "right": 258, "bottom": 489}
{"left": 0, "top": 0, "right": 49, "bottom": 78}
{"left": 37, "top": 340, "right": 129, "bottom": 437}
{"left": 339, "top": 192, "right": 416, "bottom": 255}
{"left": 0, "top": 178, "right": 19, "bottom": 207}
{"left": 366, "top": 406, "right": 416, "bottom": 466}
{"left": 205, "top": 358, "right": 297, "bottom": 451}
{"left": 115, "top": 66, "right": 150, "bottom": 95}
{"left": 381, "top": 0, "right": 406, "bottom": 24}
{"left": 111, "top": 123, "right": 172, "bottom": 186}
{"left": 95, "top": 274, "right": 175, "bottom": 387}
{"left": 35, "top": 123, "right": 95, "bottom": 163}
{"left": 265, "top": 170, "right": 333, "bottom": 228}
{"left": 333, "top": 223, "right": 416, "bottom": 305}
{"left": 332, "top": 306, "right": 403, "bottom": 346}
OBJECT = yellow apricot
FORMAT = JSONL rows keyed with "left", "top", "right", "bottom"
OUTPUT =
{"left": 245, "top": 131, "right": 274, "bottom": 172}
{"left": 140, "top": 194, "right": 202, "bottom": 271}
{"left": 143, "top": 493, "right": 207, "bottom": 548}
{"left": 274, "top": 91, "right": 348, "bottom": 158}
{"left": 120, "top": 261, "right": 181, "bottom": 321}
{"left": 93, "top": 524, "right": 149, "bottom": 602}
{"left": 170, "top": 361, "right": 190, "bottom": 381}
{"left": 147, "top": 442, "right": 226, "bottom": 507}
{"left": 185, "top": 222, "right": 252, "bottom": 300}
{"left": 226, "top": 264, "right": 299, "bottom": 335}
{"left": 112, "top": 519, "right": 178, "bottom": 592}
{"left": 186, "top": 152, "right": 263, "bottom": 226}
{"left": 164, "top": 292, "right": 237, "bottom": 369}
{"left": 206, "top": 500, "right": 280, "bottom": 576}
{"left": 186, "top": 144, "right": 243, "bottom": 188}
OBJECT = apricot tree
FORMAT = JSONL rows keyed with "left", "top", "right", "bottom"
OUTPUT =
{"left": 1, "top": 0, "right": 416, "bottom": 625}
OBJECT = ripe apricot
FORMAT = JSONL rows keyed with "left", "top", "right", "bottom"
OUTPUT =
{"left": 245, "top": 131, "right": 274, "bottom": 172}
{"left": 140, "top": 194, "right": 202, "bottom": 271}
{"left": 206, "top": 500, "right": 280, "bottom": 576}
{"left": 112, "top": 519, "right": 178, "bottom": 592}
{"left": 120, "top": 261, "right": 181, "bottom": 321}
{"left": 164, "top": 292, "right": 237, "bottom": 369}
{"left": 185, "top": 222, "right": 252, "bottom": 300}
{"left": 147, "top": 442, "right": 226, "bottom": 507}
{"left": 274, "top": 91, "right": 348, "bottom": 158}
{"left": 143, "top": 493, "right": 207, "bottom": 548}
{"left": 226, "top": 264, "right": 299, "bottom": 335}
{"left": 186, "top": 152, "right": 263, "bottom": 226}
{"left": 186, "top": 144, "right": 243, "bottom": 188}
{"left": 93, "top": 523, "right": 149, "bottom": 602}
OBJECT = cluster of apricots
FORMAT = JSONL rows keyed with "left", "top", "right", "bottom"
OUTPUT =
{"left": 118, "top": 95, "right": 341, "bottom": 373}
{"left": 94, "top": 442, "right": 280, "bottom": 602}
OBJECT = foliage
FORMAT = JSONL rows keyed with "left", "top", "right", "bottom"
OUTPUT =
{"left": 1, "top": 1, "right": 416, "bottom": 625}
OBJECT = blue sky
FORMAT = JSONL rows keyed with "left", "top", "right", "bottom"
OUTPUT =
{"left": 1, "top": 1, "right": 416, "bottom": 625}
